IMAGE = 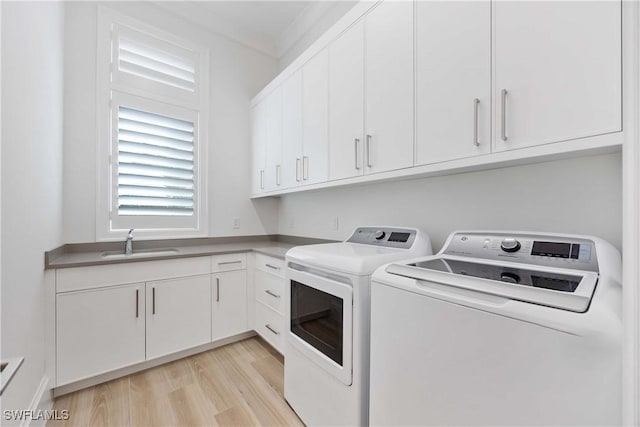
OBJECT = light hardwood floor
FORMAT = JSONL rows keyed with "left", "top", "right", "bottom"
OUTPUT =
{"left": 48, "top": 337, "right": 304, "bottom": 427}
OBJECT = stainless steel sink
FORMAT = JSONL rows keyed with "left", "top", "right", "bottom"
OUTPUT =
{"left": 101, "top": 248, "right": 179, "bottom": 259}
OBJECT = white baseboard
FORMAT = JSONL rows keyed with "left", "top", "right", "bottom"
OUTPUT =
{"left": 21, "top": 375, "right": 52, "bottom": 427}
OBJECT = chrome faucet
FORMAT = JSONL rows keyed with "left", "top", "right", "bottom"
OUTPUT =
{"left": 124, "top": 229, "right": 134, "bottom": 255}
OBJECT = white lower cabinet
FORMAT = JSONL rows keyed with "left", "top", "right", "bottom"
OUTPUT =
{"left": 55, "top": 254, "right": 250, "bottom": 387}
{"left": 146, "top": 274, "right": 211, "bottom": 360}
{"left": 212, "top": 269, "right": 249, "bottom": 340}
{"left": 253, "top": 254, "right": 287, "bottom": 353}
{"left": 56, "top": 283, "right": 145, "bottom": 385}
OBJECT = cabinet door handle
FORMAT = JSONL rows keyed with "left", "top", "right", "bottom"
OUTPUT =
{"left": 295, "top": 158, "right": 301, "bottom": 182}
{"left": 501, "top": 89, "right": 508, "bottom": 141}
{"left": 366, "top": 134, "right": 373, "bottom": 168}
{"left": 135, "top": 289, "right": 139, "bottom": 318}
{"left": 302, "top": 156, "right": 309, "bottom": 180}
{"left": 265, "top": 289, "right": 281, "bottom": 299}
{"left": 265, "top": 263, "right": 280, "bottom": 271}
{"left": 152, "top": 287, "right": 156, "bottom": 315}
{"left": 265, "top": 324, "right": 280, "bottom": 335}
{"left": 260, "top": 170, "right": 264, "bottom": 189}
{"left": 218, "top": 260, "right": 242, "bottom": 266}
{"left": 216, "top": 277, "right": 220, "bottom": 302}
{"left": 354, "top": 138, "right": 360, "bottom": 170}
{"left": 276, "top": 164, "right": 281, "bottom": 186}
{"left": 473, "top": 98, "right": 480, "bottom": 147}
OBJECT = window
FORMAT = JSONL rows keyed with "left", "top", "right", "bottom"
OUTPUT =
{"left": 97, "top": 8, "right": 209, "bottom": 240}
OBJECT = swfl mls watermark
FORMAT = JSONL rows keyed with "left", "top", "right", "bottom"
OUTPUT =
{"left": 3, "top": 409, "right": 69, "bottom": 422}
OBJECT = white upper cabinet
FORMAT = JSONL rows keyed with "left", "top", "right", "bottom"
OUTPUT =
{"left": 329, "top": 20, "right": 365, "bottom": 181}
{"left": 250, "top": 101, "right": 266, "bottom": 194}
{"left": 302, "top": 48, "right": 330, "bottom": 185}
{"left": 416, "top": 1, "right": 491, "bottom": 165}
{"left": 264, "top": 87, "right": 283, "bottom": 191}
{"left": 364, "top": 1, "right": 414, "bottom": 174}
{"left": 493, "top": 1, "right": 622, "bottom": 151}
{"left": 281, "top": 70, "right": 304, "bottom": 189}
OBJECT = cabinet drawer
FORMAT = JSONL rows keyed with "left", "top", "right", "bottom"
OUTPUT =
{"left": 255, "top": 253, "right": 285, "bottom": 277}
{"left": 211, "top": 253, "right": 246, "bottom": 272}
{"left": 255, "top": 270, "right": 285, "bottom": 314}
{"left": 255, "top": 302, "right": 285, "bottom": 353}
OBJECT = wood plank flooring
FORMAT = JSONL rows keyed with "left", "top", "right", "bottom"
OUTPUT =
{"left": 48, "top": 337, "right": 304, "bottom": 427}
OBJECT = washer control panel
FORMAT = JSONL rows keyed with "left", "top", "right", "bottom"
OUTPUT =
{"left": 443, "top": 232, "right": 598, "bottom": 272}
{"left": 347, "top": 227, "right": 417, "bottom": 249}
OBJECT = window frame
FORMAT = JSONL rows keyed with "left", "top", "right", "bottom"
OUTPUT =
{"left": 96, "top": 7, "right": 209, "bottom": 241}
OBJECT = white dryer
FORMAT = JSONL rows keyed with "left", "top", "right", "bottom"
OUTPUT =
{"left": 369, "top": 231, "right": 622, "bottom": 426}
{"left": 284, "top": 227, "right": 432, "bottom": 426}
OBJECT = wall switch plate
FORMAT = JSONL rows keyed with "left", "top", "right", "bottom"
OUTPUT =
{"left": 331, "top": 216, "right": 339, "bottom": 231}
{"left": 232, "top": 217, "right": 240, "bottom": 229}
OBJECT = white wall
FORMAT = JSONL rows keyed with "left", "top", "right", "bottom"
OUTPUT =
{"left": 63, "top": 1, "right": 279, "bottom": 243}
{"left": 278, "top": 153, "right": 623, "bottom": 252}
{"left": 1, "top": 1, "right": 64, "bottom": 420}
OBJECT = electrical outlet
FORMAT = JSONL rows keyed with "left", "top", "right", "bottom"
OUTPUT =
{"left": 331, "top": 216, "right": 339, "bottom": 231}
{"left": 232, "top": 217, "right": 240, "bottom": 229}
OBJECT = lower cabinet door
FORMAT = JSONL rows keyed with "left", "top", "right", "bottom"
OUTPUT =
{"left": 146, "top": 275, "right": 211, "bottom": 359}
{"left": 56, "top": 283, "right": 145, "bottom": 385}
{"left": 212, "top": 269, "right": 249, "bottom": 340}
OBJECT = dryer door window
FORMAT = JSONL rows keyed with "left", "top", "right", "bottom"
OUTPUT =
{"left": 291, "top": 280, "right": 343, "bottom": 365}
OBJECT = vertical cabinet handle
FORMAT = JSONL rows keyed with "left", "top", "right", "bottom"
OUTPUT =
{"left": 354, "top": 138, "right": 360, "bottom": 170}
{"left": 295, "top": 158, "right": 301, "bottom": 182}
{"left": 216, "top": 277, "right": 220, "bottom": 302}
{"left": 366, "top": 134, "right": 373, "bottom": 168}
{"left": 302, "top": 156, "right": 309, "bottom": 180}
{"left": 260, "top": 170, "right": 264, "bottom": 189}
{"left": 135, "top": 289, "right": 139, "bottom": 318}
{"left": 276, "top": 165, "right": 281, "bottom": 186}
{"left": 473, "top": 98, "right": 480, "bottom": 147}
{"left": 152, "top": 287, "right": 156, "bottom": 315}
{"left": 501, "top": 89, "right": 508, "bottom": 142}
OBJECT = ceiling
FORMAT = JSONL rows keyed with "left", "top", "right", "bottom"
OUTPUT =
{"left": 154, "top": 1, "right": 352, "bottom": 59}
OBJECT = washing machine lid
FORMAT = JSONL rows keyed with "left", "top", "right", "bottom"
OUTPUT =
{"left": 385, "top": 256, "right": 598, "bottom": 313}
{"left": 287, "top": 242, "right": 419, "bottom": 276}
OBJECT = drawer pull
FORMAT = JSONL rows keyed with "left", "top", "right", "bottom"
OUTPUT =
{"left": 218, "top": 260, "right": 242, "bottom": 266}
{"left": 135, "top": 289, "right": 139, "bottom": 318}
{"left": 152, "top": 287, "right": 156, "bottom": 315}
{"left": 265, "top": 290, "right": 281, "bottom": 299}
{"left": 265, "top": 324, "right": 280, "bottom": 335}
{"left": 216, "top": 277, "right": 220, "bottom": 302}
{"left": 265, "top": 263, "right": 281, "bottom": 271}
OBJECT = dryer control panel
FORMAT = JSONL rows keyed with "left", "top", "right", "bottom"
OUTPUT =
{"left": 347, "top": 227, "right": 417, "bottom": 249}
{"left": 443, "top": 232, "right": 598, "bottom": 272}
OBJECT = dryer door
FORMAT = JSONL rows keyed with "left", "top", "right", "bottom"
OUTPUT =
{"left": 287, "top": 267, "right": 353, "bottom": 385}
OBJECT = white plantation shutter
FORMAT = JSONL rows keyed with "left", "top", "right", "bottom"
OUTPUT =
{"left": 98, "top": 8, "right": 209, "bottom": 238}
{"left": 118, "top": 37, "right": 196, "bottom": 92}
{"left": 117, "top": 106, "right": 195, "bottom": 216}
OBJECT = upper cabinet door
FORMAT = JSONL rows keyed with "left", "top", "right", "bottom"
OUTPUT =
{"left": 302, "top": 49, "right": 330, "bottom": 185}
{"left": 329, "top": 20, "right": 365, "bottom": 181}
{"left": 416, "top": 1, "right": 491, "bottom": 165}
{"left": 365, "top": 1, "right": 414, "bottom": 174}
{"left": 264, "top": 87, "right": 283, "bottom": 192}
{"left": 250, "top": 101, "right": 266, "bottom": 194}
{"left": 281, "top": 70, "right": 303, "bottom": 189}
{"left": 494, "top": 1, "right": 622, "bottom": 151}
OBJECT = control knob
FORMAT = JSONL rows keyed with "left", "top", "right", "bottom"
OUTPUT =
{"left": 500, "top": 238, "right": 521, "bottom": 253}
{"left": 374, "top": 230, "right": 386, "bottom": 240}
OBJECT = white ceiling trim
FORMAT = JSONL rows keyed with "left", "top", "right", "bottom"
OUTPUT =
{"left": 275, "top": 1, "right": 338, "bottom": 58}
{"left": 154, "top": 1, "right": 279, "bottom": 57}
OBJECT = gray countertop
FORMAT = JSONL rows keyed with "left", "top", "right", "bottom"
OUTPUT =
{"left": 45, "top": 235, "right": 333, "bottom": 269}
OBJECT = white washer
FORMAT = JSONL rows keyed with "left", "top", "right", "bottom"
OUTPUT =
{"left": 284, "top": 226, "right": 432, "bottom": 426}
{"left": 370, "top": 231, "right": 622, "bottom": 426}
